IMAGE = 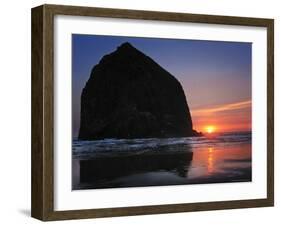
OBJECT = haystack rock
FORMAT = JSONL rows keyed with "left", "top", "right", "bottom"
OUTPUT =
{"left": 78, "top": 42, "right": 200, "bottom": 140}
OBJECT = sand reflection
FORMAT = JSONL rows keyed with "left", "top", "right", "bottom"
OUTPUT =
{"left": 188, "top": 143, "right": 251, "bottom": 181}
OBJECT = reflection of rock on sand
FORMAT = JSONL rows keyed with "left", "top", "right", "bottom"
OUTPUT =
{"left": 78, "top": 146, "right": 193, "bottom": 189}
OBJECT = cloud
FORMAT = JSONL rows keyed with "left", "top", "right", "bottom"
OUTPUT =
{"left": 191, "top": 100, "right": 251, "bottom": 116}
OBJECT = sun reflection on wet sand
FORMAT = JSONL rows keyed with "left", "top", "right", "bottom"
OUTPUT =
{"left": 188, "top": 143, "right": 251, "bottom": 179}
{"left": 207, "top": 147, "right": 214, "bottom": 174}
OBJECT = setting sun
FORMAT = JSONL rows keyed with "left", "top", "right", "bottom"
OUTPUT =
{"left": 205, "top": 125, "right": 216, "bottom": 134}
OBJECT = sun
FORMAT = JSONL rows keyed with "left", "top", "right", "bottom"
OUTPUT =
{"left": 205, "top": 125, "right": 216, "bottom": 134}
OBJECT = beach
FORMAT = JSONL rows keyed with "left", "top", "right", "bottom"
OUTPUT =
{"left": 72, "top": 132, "right": 251, "bottom": 190}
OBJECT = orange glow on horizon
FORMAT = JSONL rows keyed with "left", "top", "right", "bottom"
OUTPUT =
{"left": 191, "top": 99, "right": 252, "bottom": 133}
{"left": 205, "top": 125, "right": 216, "bottom": 134}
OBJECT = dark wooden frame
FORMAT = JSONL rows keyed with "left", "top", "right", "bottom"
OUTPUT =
{"left": 31, "top": 4, "right": 274, "bottom": 221}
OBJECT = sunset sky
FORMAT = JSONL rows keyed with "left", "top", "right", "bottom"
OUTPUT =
{"left": 72, "top": 34, "right": 251, "bottom": 137}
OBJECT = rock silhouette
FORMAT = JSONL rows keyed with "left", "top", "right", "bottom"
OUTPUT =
{"left": 78, "top": 42, "right": 200, "bottom": 140}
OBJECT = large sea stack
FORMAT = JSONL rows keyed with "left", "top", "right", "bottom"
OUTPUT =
{"left": 79, "top": 42, "right": 199, "bottom": 140}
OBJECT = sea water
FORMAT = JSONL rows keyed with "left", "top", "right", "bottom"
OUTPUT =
{"left": 72, "top": 132, "right": 251, "bottom": 189}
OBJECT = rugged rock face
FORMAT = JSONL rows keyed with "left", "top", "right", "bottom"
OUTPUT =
{"left": 78, "top": 42, "right": 199, "bottom": 140}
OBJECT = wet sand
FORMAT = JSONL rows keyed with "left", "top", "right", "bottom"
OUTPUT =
{"left": 72, "top": 142, "right": 251, "bottom": 190}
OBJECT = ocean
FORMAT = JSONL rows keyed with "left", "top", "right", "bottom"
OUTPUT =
{"left": 72, "top": 132, "right": 251, "bottom": 190}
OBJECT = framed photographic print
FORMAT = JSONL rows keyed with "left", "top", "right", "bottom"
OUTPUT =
{"left": 31, "top": 4, "right": 274, "bottom": 221}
